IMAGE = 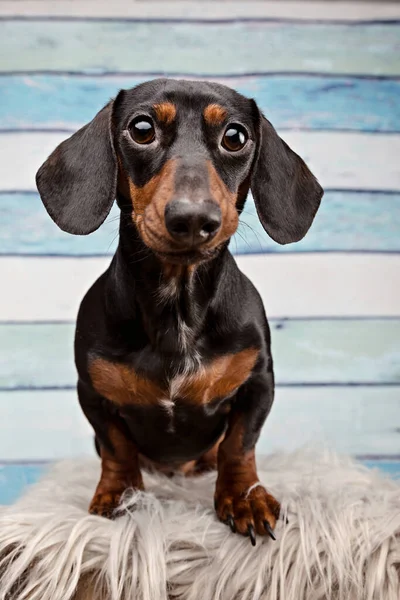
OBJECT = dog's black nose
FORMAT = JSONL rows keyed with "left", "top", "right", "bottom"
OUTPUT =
{"left": 165, "top": 198, "right": 221, "bottom": 246}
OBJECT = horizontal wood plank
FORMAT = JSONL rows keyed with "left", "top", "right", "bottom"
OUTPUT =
{"left": 1, "top": 254, "right": 399, "bottom": 320}
{"left": 0, "top": 386, "right": 398, "bottom": 461}
{"left": 361, "top": 461, "right": 400, "bottom": 479}
{"left": 2, "top": 191, "right": 400, "bottom": 255}
{"left": 0, "top": 463, "right": 46, "bottom": 505}
{"left": 1, "top": 458, "right": 399, "bottom": 506}
{"left": 235, "top": 191, "right": 400, "bottom": 254}
{"left": 0, "top": 390, "right": 93, "bottom": 461}
{"left": 2, "top": 131, "right": 400, "bottom": 192}
{"left": 1, "top": 22, "right": 400, "bottom": 76}
{"left": 261, "top": 386, "right": 400, "bottom": 456}
{"left": 1, "top": 319, "right": 399, "bottom": 389}
{"left": 2, "top": 75, "right": 400, "bottom": 132}
{"left": 1, "top": 2, "right": 400, "bottom": 22}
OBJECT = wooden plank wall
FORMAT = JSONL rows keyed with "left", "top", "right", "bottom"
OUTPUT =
{"left": 0, "top": 1, "right": 399, "bottom": 504}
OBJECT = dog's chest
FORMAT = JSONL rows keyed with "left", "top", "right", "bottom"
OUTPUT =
{"left": 89, "top": 348, "right": 258, "bottom": 419}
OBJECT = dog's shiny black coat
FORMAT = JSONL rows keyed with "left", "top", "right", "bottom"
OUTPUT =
{"left": 36, "top": 79, "right": 323, "bottom": 535}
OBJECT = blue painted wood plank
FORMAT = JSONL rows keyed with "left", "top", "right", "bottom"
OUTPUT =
{"left": 235, "top": 191, "right": 400, "bottom": 254}
{"left": 1, "top": 22, "right": 400, "bottom": 76}
{"left": 1, "top": 75, "right": 400, "bottom": 132}
{"left": 0, "top": 463, "right": 46, "bottom": 505}
{"left": 1, "top": 320, "right": 399, "bottom": 388}
{"left": 1, "top": 191, "right": 400, "bottom": 256}
{"left": 0, "top": 459, "right": 399, "bottom": 506}
{"left": 362, "top": 460, "right": 400, "bottom": 479}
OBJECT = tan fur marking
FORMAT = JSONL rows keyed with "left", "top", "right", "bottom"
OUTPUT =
{"left": 117, "top": 155, "right": 239, "bottom": 259}
{"left": 89, "top": 421, "right": 144, "bottom": 516}
{"left": 178, "top": 348, "right": 259, "bottom": 404}
{"left": 89, "top": 348, "right": 258, "bottom": 408}
{"left": 89, "top": 359, "right": 165, "bottom": 407}
{"left": 215, "top": 414, "right": 281, "bottom": 533}
{"left": 206, "top": 160, "right": 239, "bottom": 243}
{"left": 153, "top": 102, "right": 177, "bottom": 125}
{"left": 204, "top": 104, "right": 227, "bottom": 126}
{"left": 117, "top": 157, "right": 177, "bottom": 251}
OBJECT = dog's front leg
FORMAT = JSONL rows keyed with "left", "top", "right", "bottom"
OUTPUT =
{"left": 90, "top": 421, "right": 144, "bottom": 518}
{"left": 214, "top": 373, "right": 280, "bottom": 544}
{"left": 78, "top": 381, "right": 144, "bottom": 519}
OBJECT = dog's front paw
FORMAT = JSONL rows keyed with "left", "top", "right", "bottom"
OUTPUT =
{"left": 214, "top": 483, "right": 281, "bottom": 545}
{"left": 89, "top": 492, "right": 122, "bottom": 519}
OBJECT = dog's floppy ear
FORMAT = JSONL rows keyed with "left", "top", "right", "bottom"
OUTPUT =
{"left": 251, "top": 108, "right": 323, "bottom": 245}
{"left": 36, "top": 101, "right": 118, "bottom": 235}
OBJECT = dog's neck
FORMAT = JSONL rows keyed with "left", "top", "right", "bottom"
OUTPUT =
{"left": 105, "top": 208, "right": 229, "bottom": 357}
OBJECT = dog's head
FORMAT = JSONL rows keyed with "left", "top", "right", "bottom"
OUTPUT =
{"left": 36, "top": 79, "right": 323, "bottom": 265}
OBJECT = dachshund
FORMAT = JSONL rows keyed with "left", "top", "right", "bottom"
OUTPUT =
{"left": 36, "top": 78, "right": 323, "bottom": 545}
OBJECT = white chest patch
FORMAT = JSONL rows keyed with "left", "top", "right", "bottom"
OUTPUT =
{"left": 160, "top": 398, "right": 176, "bottom": 433}
{"left": 157, "top": 278, "right": 179, "bottom": 303}
{"left": 159, "top": 353, "right": 203, "bottom": 433}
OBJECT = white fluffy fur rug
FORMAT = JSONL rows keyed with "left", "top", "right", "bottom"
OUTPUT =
{"left": 0, "top": 449, "right": 399, "bottom": 600}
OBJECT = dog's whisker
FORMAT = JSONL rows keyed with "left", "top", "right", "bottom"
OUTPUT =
{"left": 105, "top": 229, "right": 121, "bottom": 253}
{"left": 239, "top": 220, "right": 264, "bottom": 251}
{"left": 235, "top": 229, "right": 252, "bottom": 250}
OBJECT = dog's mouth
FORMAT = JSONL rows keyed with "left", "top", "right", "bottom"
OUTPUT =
{"left": 154, "top": 246, "right": 220, "bottom": 265}
{"left": 137, "top": 219, "right": 225, "bottom": 265}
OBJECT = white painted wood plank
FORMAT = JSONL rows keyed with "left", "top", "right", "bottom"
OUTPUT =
{"left": 0, "top": 386, "right": 398, "bottom": 461}
{"left": 1, "top": 131, "right": 400, "bottom": 192}
{"left": 236, "top": 254, "right": 400, "bottom": 318}
{"left": 0, "top": 390, "right": 93, "bottom": 461}
{"left": 0, "top": 257, "right": 110, "bottom": 321}
{"left": 1, "top": 254, "right": 399, "bottom": 321}
{"left": 0, "top": 1, "right": 399, "bottom": 21}
{"left": 283, "top": 131, "right": 400, "bottom": 192}
{"left": 259, "top": 385, "right": 400, "bottom": 456}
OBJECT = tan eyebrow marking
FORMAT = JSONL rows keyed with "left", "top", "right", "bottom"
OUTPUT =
{"left": 153, "top": 102, "right": 177, "bottom": 124}
{"left": 203, "top": 104, "right": 228, "bottom": 126}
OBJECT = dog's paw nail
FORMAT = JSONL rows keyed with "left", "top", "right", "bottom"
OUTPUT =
{"left": 264, "top": 520, "right": 276, "bottom": 540}
{"left": 247, "top": 524, "right": 256, "bottom": 546}
{"left": 227, "top": 514, "right": 236, "bottom": 533}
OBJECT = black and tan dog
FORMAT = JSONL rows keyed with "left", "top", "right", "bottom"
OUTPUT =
{"left": 36, "top": 79, "right": 323, "bottom": 545}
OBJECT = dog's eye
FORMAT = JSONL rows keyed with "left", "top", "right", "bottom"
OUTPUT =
{"left": 221, "top": 124, "right": 248, "bottom": 152}
{"left": 129, "top": 117, "right": 156, "bottom": 145}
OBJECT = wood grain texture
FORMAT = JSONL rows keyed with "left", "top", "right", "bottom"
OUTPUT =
{"left": 1, "top": 319, "right": 399, "bottom": 389}
{"left": 1, "top": 254, "right": 399, "bottom": 320}
{"left": 2, "top": 131, "right": 400, "bottom": 192}
{"left": 2, "top": 75, "right": 400, "bottom": 132}
{"left": 0, "top": 386, "right": 398, "bottom": 461}
{"left": 1, "top": 22, "right": 400, "bottom": 76}
{"left": 1, "top": 2, "right": 400, "bottom": 21}
{"left": 2, "top": 191, "right": 399, "bottom": 256}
